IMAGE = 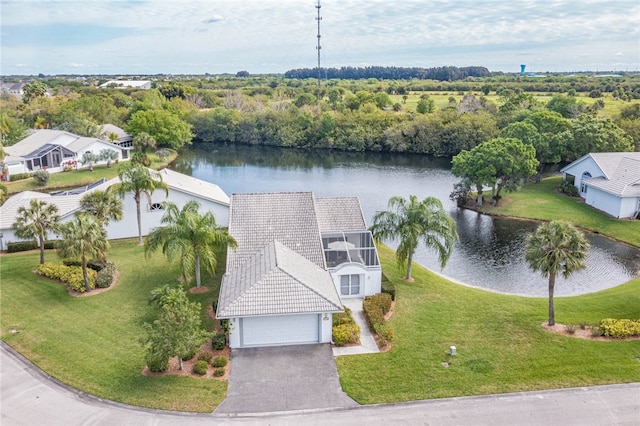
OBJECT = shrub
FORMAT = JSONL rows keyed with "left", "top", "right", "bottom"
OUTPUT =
{"left": 579, "top": 321, "right": 588, "bottom": 330}
{"left": 63, "top": 259, "right": 83, "bottom": 267}
{"left": 559, "top": 182, "right": 579, "bottom": 197}
{"left": 212, "top": 356, "right": 228, "bottom": 368}
{"left": 192, "top": 360, "right": 208, "bottom": 375}
{"left": 332, "top": 323, "right": 360, "bottom": 346}
{"left": 43, "top": 240, "right": 57, "bottom": 250}
{"left": 95, "top": 263, "right": 116, "bottom": 288}
{"left": 36, "top": 262, "right": 96, "bottom": 292}
{"left": 9, "top": 172, "right": 30, "bottom": 182}
{"left": 374, "top": 323, "right": 394, "bottom": 346}
{"left": 212, "top": 333, "right": 226, "bottom": 350}
{"left": 198, "top": 352, "right": 213, "bottom": 363}
{"left": 181, "top": 350, "right": 197, "bottom": 361}
{"left": 363, "top": 297, "right": 385, "bottom": 330}
{"left": 332, "top": 307, "right": 353, "bottom": 327}
{"left": 8, "top": 241, "right": 37, "bottom": 253}
{"left": 590, "top": 326, "right": 604, "bottom": 337}
{"left": 33, "top": 170, "right": 50, "bottom": 186}
{"left": 213, "top": 367, "right": 225, "bottom": 377}
{"left": 598, "top": 318, "right": 640, "bottom": 338}
{"left": 381, "top": 280, "right": 396, "bottom": 301}
{"left": 146, "top": 353, "right": 169, "bottom": 372}
{"left": 220, "top": 319, "right": 230, "bottom": 334}
{"left": 565, "top": 324, "right": 576, "bottom": 334}
{"left": 87, "top": 259, "right": 107, "bottom": 272}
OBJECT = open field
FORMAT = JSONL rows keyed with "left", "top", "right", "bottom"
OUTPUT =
{"left": 390, "top": 92, "right": 640, "bottom": 118}
{"left": 4, "top": 150, "right": 178, "bottom": 195}
{"left": 473, "top": 176, "right": 640, "bottom": 247}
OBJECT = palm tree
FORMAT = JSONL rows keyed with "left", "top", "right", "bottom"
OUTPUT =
{"left": 110, "top": 163, "right": 168, "bottom": 245}
{"left": 370, "top": 195, "right": 458, "bottom": 282}
{"left": 525, "top": 221, "right": 589, "bottom": 326}
{"left": 80, "top": 190, "right": 123, "bottom": 226}
{"left": 145, "top": 201, "right": 237, "bottom": 288}
{"left": 12, "top": 199, "right": 61, "bottom": 264}
{"left": 57, "top": 214, "right": 109, "bottom": 292}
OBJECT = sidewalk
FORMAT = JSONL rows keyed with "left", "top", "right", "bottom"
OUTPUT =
{"left": 332, "top": 298, "right": 380, "bottom": 356}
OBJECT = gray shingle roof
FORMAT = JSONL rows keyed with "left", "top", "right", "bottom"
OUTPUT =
{"left": 315, "top": 197, "right": 367, "bottom": 231}
{"left": 217, "top": 240, "right": 342, "bottom": 318}
{"left": 226, "top": 192, "right": 325, "bottom": 271}
{"left": 585, "top": 156, "right": 640, "bottom": 197}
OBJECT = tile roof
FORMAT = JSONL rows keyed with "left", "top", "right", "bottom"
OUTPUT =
{"left": 217, "top": 240, "right": 342, "bottom": 318}
{"left": 585, "top": 156, "right": 640, "bottom": 197}
{"left": 589, "top": 152, "right": 640, "bottom": 180}
{"left": 226, "top": 192, "right": 325, "bottom": 271}
{"left": 4, "top": 130, "right": 78, "bottom": 157}
{"left": 0, "top": 191, "right": 84, "bottom": 229}
{"left": 157, "top": 168, "right": 230, "bottom": 206}
{"left": 315, "top": 197, "right": 367, "bottom": 231}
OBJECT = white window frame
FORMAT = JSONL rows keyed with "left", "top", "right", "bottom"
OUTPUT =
{"left": 340, "top": 274, "right": 361, "bottom": 296}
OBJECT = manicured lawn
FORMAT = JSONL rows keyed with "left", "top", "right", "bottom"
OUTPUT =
{"left": 474, "top": 176, "right": 640, "bottom": 247}
{"left": 336, "top": 245, "right": 640, "bottom": 404}
{"left": 0, "top": 239, "right": 225, "bottom": 412}
{"left": 5, "top": 150, "right": 178, "bottom": 195}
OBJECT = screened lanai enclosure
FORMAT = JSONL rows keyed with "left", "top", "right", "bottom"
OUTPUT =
{"left": 24, "top": 144, "right": 75, "bottom": 171}
{"left": 321, "top": 230, "right": 379, "bottom": 269}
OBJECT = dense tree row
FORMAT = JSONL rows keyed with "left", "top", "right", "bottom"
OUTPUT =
{"left": 285, "top": 66, "right": 491, "bottom": 81}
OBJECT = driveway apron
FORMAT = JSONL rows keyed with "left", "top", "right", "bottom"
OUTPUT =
{"left": 215, "top": 343, "right": 358, "bottom": 414}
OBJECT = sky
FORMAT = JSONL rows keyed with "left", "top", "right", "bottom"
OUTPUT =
{"left": 1, "top": 0, "right": 639, "bottom": 76}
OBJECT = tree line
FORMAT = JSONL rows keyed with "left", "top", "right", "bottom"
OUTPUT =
{"left": 284, "top": 65, "right": 491, "bottom": 81}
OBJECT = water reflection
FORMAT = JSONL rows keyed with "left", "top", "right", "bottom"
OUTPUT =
{"left": 172, "top": 143, "right": 640, "bottom": 297}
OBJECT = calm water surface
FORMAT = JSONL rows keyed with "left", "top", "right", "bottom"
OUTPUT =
{"left": 172, "top": 144, "right": 640, "bottom": 297}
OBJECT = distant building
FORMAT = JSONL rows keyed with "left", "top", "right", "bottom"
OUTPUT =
{"left": 98, "top": 80, "right": 151, "bottom": 90}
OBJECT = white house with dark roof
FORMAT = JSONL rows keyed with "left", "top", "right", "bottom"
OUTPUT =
{"left": 216, "top": 192, "right": 381, "bottom": 348}
{"left": 2, "top": 129, "right": 126, "bottom": 177}
{"left": 561, "top": 152, "right": 640, "bottom": 219}
{"left": 0, "top": 168, "right": 230, "bottom": 250}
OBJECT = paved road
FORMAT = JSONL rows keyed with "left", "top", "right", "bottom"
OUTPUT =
{"left": 1, "top": 343, "right": 639, "bottom": 425}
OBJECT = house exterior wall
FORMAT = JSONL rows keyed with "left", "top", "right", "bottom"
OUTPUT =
{"left": 225, "top": 313, "right": 333, "bottom": 349}
{"left": 76, "top": 142, "right": 123, "bottom": 169}
{"left": 619, "top": 196, "right": 640, "bottom": 219}
{"left": 562, "top": 157, "right": 603, "bottom": 197}
{"left": 330, "top": 263, "right": 382, "bottom": 298}
{"left": 105, "top": 187, "right": 229, "bottom": 241}
{"left": 585, "top": 187, "right": 622, "bottom": 218}
{"left": 0, "top": 211, "right": 76, "bottom": 251}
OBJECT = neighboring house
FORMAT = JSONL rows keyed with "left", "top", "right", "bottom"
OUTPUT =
{"left": 561, "top": 152, "right": 640, "bottom": 219}
{"left": 0, "top": 168, "right": 230, "bottom": 250}
{"left": 2, "top": 129, "right": 126, "bottom": 177}
{"left": 0, "top": 82, "right": 26, "bottom": 98}
{"left": 99, "top": 124, "right": 133, "bottom": 159}
{"left": 99, "top": 80, "right": 152, "bottom": 90}
{"left": 216, "top": 192, "right": 381, "bottom": 348}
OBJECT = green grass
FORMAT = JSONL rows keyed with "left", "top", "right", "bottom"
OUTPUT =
{"left": 336, "top": 245, "right": 640, "bottom": 404}
{"left": 474, "top": 176, "right": 640, "bottom": 247}
{"left": 5, "top": 150, "right": 178, "bottom": 195}
{"left": 0, "top": 238, "right": 225, "bottom": 412}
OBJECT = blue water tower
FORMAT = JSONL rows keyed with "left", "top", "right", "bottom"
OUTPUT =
{"left": 520, "top": 64, "right": 526, "bottom": 76}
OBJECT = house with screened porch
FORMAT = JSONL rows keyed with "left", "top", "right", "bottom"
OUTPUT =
{"left": 216, "top": 192, "right": 381, "bottom": 348}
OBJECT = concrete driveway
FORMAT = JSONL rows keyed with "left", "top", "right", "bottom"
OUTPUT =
{"left": 215, "top": 344, "right": 357, "bottom": 414}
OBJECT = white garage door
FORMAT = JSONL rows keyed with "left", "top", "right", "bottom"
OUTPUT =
{"left": 241, "top": 314, "right": 320, "bottom": 347}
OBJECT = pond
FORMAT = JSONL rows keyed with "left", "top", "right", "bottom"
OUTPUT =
{"left": 171, "top": 143, "right": 640, "bottom": 297}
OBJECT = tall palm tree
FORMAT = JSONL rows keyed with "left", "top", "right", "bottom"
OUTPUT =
{"left": 370, "top": 195, "right": 458, "bottom": 281}
{"left": 80, "top": 190, "right": 123, "bottom": 226}
{"left": 57, "top": 214, "right": 109, "bottom": 293}
{"left": 145, "top": 201, "right": 237, "bottom": 288}
{"left": 525, "top": 221, "right": 589, "bottom": 326}
{"left": 12, "top": 199, "right": 61, "bottom": 264}
{"left": 110, "top": 163, "right": 168, "bottom": 245}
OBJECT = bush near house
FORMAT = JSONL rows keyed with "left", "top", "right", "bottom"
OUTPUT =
{"left": 7, "top": 240, "right": 56, "bottom": 253}
{"left": 212, "top": 356, "right": 227, "bottom": 368}
{"left": 211, "top": 333, "right": 226, "bottom": 350}
{"left": 363, "top": 293, "right": 394, "bottom": 346}
{"left": 9, "top": 172, "right": 31, "bottom": 182}
{"left": 36, "top": 262, "right": 97, "bottom": 292}
{"left": 33, "top": 170, "right": 50, "bottom": 186}
{"left": 332, "top": 307, "right": 360, "bottom": 346}
{"left": 95, "top": 263, "right": 116, "bottom": 288}
{"left": 381, "top": 279, "right": 396, "bottom": 301}
{"left": 192, "top": 360, "right": 209, "bottom": 375}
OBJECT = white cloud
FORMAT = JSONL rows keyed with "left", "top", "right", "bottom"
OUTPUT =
{"left": 1, "top": 0, "right": 638, "bottom": 75}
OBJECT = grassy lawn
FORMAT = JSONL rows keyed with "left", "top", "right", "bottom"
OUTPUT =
{"left": 0, "top": 238, "right": 225, "bottom": 412}
{"left": 336, "top": 245, "right": 640, "bottom": 404}
{"left": 473, "top": 176, "right": 640, "bottom": 247}
{"left": 5, "top": 150, "right": 178, "bottom": 195}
